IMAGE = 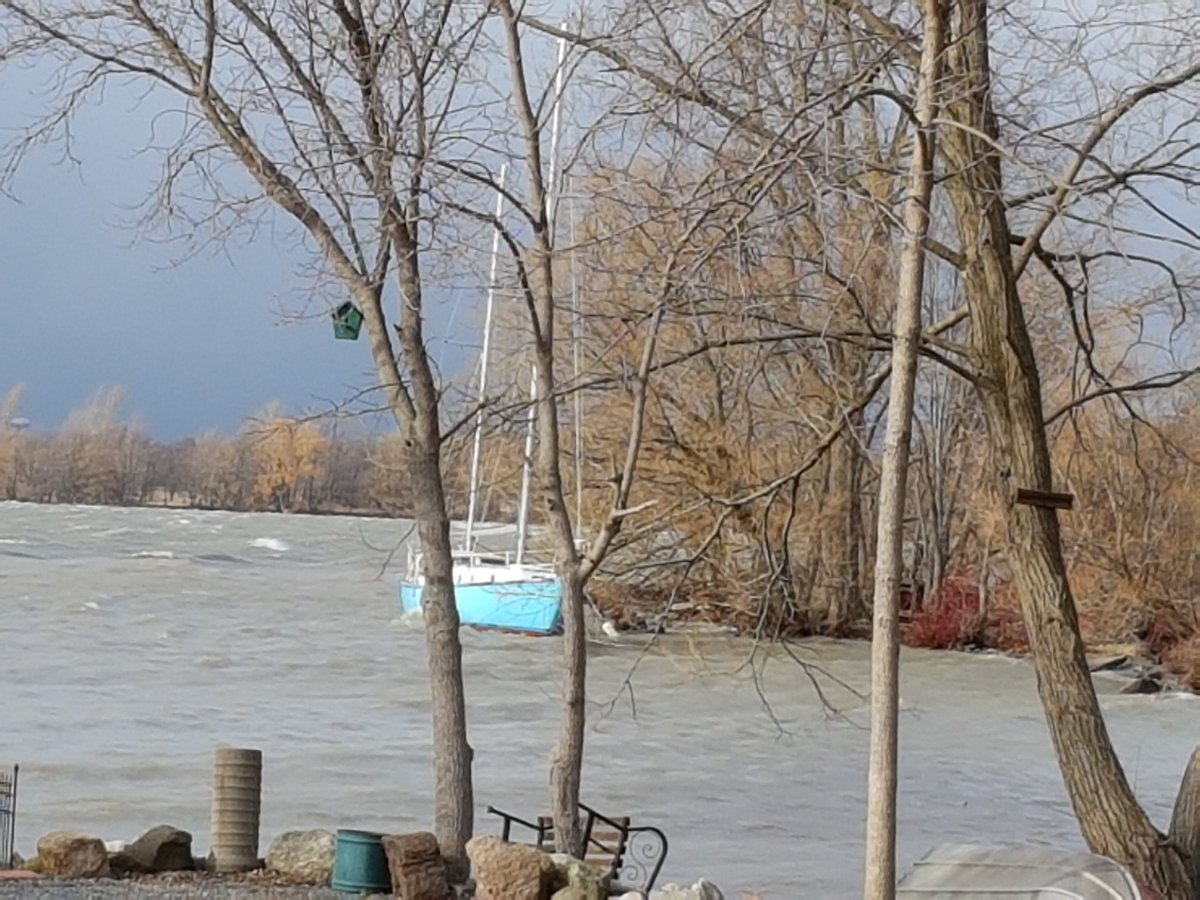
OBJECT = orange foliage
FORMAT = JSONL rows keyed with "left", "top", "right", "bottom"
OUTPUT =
{"left": 248, "top": 412, "right": 330, "bottom": 512}
{"left": 1051, "top": 401, "right": 1200, "bottom": 660}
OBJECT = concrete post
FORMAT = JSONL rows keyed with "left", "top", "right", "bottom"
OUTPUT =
{"left": 210, "top": 747, "right": 262, "bottom": 873}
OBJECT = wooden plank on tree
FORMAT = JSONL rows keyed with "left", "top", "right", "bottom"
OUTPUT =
{"left": 1015, "top": 488, "right": 1074, "bottom": 510}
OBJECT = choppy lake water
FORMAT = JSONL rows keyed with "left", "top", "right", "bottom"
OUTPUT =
{"left": 1, "top": 501, "right": 1197, "bottom": 895}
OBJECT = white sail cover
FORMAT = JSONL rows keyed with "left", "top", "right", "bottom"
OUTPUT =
{"left": 896, "top": 843, "right": 1144, "bottom": 899}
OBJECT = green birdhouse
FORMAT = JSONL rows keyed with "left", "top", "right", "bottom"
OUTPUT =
{"left": 332, "top": 301, "right": 364, "bottom": 340}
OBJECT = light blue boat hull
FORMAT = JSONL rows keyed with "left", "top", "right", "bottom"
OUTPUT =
{"left": 400, "top": 579, "right": 563, "bottom": 636}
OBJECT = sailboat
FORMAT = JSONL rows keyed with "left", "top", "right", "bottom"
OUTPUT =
{"left": 398, "top": 542, "right": 563, "bottom": 635}
{"left": 399, "top": 36, "right": 576, "bottom": 637}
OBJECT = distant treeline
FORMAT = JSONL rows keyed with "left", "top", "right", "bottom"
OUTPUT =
{"left": 0, "top": 385, "right": 519, "bottom": 519}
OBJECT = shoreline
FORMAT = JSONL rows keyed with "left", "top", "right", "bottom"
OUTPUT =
{"left": 611, "top": 625, "right": 1193, "bottom": 695}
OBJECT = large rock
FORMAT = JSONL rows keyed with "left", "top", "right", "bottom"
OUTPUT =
{"left": 381, "top": 832, "right": 451, "bottom": 900}
{"left": 36, "top": 831, "right": 110, "bottom": 878}
{"left": 548, "top": 853, "right": 609, "bottom": 900}
{"left": 650, "top": 879, "right": 725, "bottom": 900}
{"left": 108, "top": 851, "right": 150, "bottom": 877}
{"left": 466, "top": 835, "right": 556, "bottom": 900}
{"left": 265, "top": 829, "right": 336, "bottom": 884}
{"left": 1087, "top": 653, "right": 1130, "bottom": 673}
{"left": 128, "top": 825, "right": 194, "bottom": 873}
{"left": 1122, "top": 671, "right": 1165, "bottom": 694}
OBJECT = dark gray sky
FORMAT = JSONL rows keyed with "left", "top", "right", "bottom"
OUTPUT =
{"left": 0, "top": 67, "right": 477, "bottom": 441}
{"left": 3, "top": 16, "right": 1191, "bottom": 442}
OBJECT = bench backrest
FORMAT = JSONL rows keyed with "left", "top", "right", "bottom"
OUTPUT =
{"left": 485, "top": 801, "right": 668, "bottom": 892}
{"left": 537, "top": 809, "right": 631, "bottom": 875}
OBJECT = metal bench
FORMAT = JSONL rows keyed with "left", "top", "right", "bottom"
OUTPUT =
{"left": 0, "top": 765, "right": 16, "bottom": 869}
{"left": 486, "top": 800, "right": 668, "bottom": 892}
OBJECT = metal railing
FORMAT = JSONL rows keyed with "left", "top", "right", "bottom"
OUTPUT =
{"left": 404, "top": 544, "right": 559, "bottom": 581}
{"left": 0, "top": 764, "right": 17, "bottom": 869}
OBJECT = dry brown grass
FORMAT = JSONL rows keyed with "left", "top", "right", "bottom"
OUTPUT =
{"left": 1163, "top": 637, "right": 1200, "bottom": 690}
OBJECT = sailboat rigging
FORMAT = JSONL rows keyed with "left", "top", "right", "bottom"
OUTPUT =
{"left": 399, "top": 34, "right": 574, "bottom": 636}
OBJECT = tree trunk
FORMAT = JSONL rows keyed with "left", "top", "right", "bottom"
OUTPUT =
{"left": 940, "top": 1, "right": 1190, "bottom": 895}
{"left": 532, "top": 277, "right": 587, "bottom": 858}
{"left": 1169, "top": 748, "right": 1200, "bottom": 898}
{"left": 408, "top": 430, "right": 474, "bottom": 880}
{"left": 862, "top": 3, "right": 945, "bottom": 896}
{"left": 388, "top": 240, "right": 474, "bottom": 881}
{"left": 823, "top": 428, "right": 865, "bottom": 632}
{"left": 549, "top": 564, "right": 587, "bottom": 857}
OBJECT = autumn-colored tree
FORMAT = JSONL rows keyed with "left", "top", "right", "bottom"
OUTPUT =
{"left": 246, "top": 408, "right": 330, "bottom": 513}
{"left": 534, "top": 151, "right": 900, "bottom": 636}
{"left": 183, "top": 430, "right": 250, "bottom": 510}
{"left": 48, "top": 387, "right": 151, "bottom": 505}
{"left": 0, "top": 384, "right": 28, "bottom": 499}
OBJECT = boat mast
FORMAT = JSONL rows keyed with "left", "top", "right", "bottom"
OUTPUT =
{"left": 515, "top": 362, "right": 537, "bottom": 564}
{"left": 568, "top": 175, "right": 584, "bottom": 538}
{"left": 515, "top": 33, "right": 567, "bottom": 566}
{"left": 546, "top": 32, "right": 566, "bottom": 236}
{"left": 464, "top": 163, "right": 508, "bottom": 555}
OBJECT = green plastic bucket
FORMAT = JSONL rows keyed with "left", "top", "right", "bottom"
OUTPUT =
{"left": 331, "top": 829, "right": 391, "bottom": 894}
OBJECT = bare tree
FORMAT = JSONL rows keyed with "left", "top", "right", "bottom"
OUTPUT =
{"left": 929, "top": 0, "right": 1199, "bottom": 893}
{"left": 862, "top": 1, "right": 946, "bottom": 896}
{"left": 486, "top": 7, "right": 867, "bottom": 849}
{"left": 490, "top": 5, "right": 685, "bottom": 852}
{"left": 0, "top": 0, "right": 492, "bottom": 874}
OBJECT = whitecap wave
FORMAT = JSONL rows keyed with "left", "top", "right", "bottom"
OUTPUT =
{"left": 1159, "top": 690, "right": 1197, "bottom": 702}
{"left": 80, "top": 601, "right": 101, "bottom": 611}
{"left": 0, "top": 538, "right": 29, "bottom": 545}
{"left": 131, "top": 550, "right": 176, "bottom": 559}
{"left": 251, "top": 537, "right": 290, "bottom": 552}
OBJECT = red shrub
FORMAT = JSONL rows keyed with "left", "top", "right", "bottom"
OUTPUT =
{"left": 904, "top": 574, "right": 1028, "bottom": 653}
{"left": 905, "top": 577, "right": 981, "bottom": 649}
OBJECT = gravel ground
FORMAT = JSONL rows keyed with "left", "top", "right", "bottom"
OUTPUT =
{"left": 0, "top": 888, "right": 352, "bottom": 899}
{"left": 0, "top": 876, "right": 358, "bottom": 899}
{"left": 0, "top": 884, "right": 351, "bottom": 899}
